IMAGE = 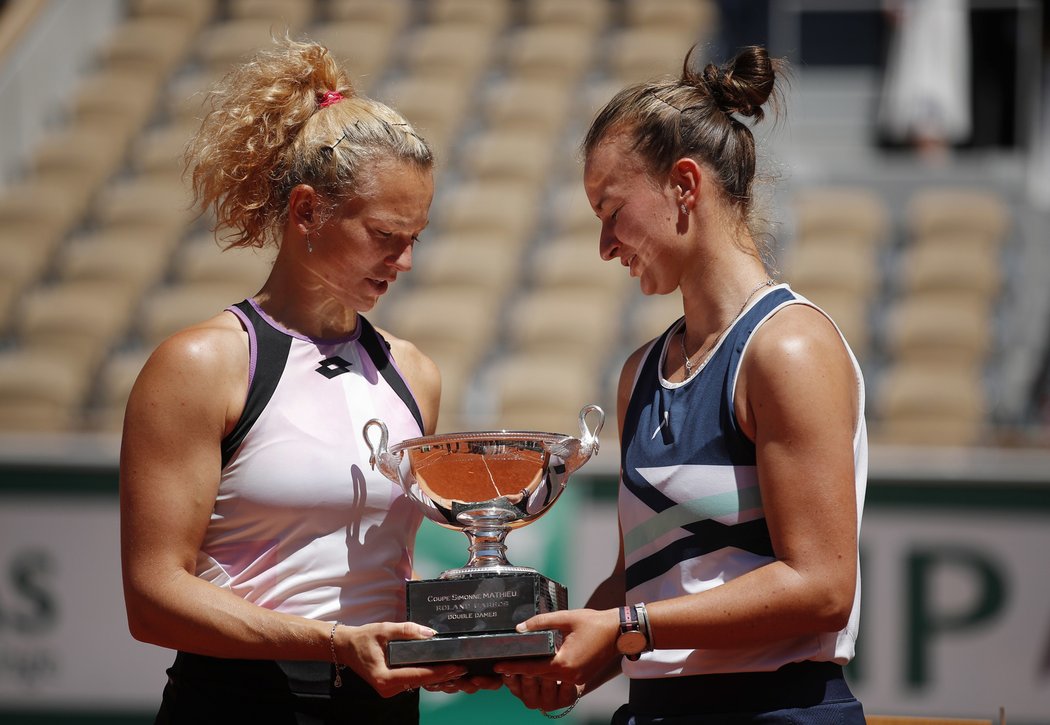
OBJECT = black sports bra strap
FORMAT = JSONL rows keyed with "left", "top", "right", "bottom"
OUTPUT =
{"left": 220, "top": 300, "right": 292, "bottom": 468}
{"left": 355, "top": 316, "right": 425, "bottom": 434}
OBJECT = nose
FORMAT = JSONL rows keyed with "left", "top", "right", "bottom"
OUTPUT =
{"left": 598, "top": 225, "right": 619, "bottom": 262}
{"left": 389, "top": 242, "right": 413, "bottom": 272}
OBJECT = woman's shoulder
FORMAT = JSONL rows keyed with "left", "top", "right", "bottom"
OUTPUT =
{"left": 750, "top": 301, "right": 846, "bottom": 361}
{"left": 133, "top": 311, "right": 250, "bottom": 405}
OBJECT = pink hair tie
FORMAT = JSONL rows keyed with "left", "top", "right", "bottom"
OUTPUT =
{"left": 318, "top": 90, "right": 344, "bottom": 108}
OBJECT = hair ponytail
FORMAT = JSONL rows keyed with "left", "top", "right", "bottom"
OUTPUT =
{"left": 185, "top": 34, "right": 431, "bottom": 249}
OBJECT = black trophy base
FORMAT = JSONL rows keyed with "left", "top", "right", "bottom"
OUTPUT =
{"left": 388, "top": 571, "right": 567, "bottom": 668}
{"left": 388, "top": 629, "right": 557, "bottom": 666}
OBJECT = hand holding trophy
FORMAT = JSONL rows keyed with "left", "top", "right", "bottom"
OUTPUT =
{"left": 364, "top": 404, "right": 604, "bottom": 670}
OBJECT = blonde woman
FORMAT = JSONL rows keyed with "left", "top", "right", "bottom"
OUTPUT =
{"left": 120, "top": 37, "right": 472, "bottom": 723}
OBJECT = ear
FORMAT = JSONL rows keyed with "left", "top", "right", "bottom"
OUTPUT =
{"left": 670, "top": 157, "right": 702, "bottom": 209}
{"left": 288, "top": 184, "right": 318, "bottom": 234}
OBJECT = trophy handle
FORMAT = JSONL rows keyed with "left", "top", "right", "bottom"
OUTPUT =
{"left": 578, "top": 404, "right": 605, "bottom": 455}
{"left": 363, "top": 418, "right": 402, "bottom": 483}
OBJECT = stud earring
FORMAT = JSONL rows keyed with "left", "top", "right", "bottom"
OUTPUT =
{"left": 680, "top": 203, "right": 688, "bottom": 216}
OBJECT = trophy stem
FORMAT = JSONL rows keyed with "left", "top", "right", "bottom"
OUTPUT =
{"left": 440, "top": 509, "right": 537, "bottom": 579}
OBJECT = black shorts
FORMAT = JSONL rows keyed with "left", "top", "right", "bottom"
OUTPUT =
{"left": 154, "top": 651, "right": 419, "bottom": 725}
{"left": 613, "top": 661, "right": 866, "bottom": 724}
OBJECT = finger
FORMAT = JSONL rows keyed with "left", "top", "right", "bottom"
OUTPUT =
{"left": 502, "top": 673, "right": 524, "bottom": 700}
{"left": 388, "top": 622, "right": 438, "bottom": 641}
{"left": 545, "top": 679, "right": 580, "bottom": 712}
{"left": 538, "top": 676, "right": 560, "bottom": 708}
{"left": 514, "top": 612, "right": 559, "bottom": 633}
{"left": 517, "top": 673, "right": 543, "bottom": 710}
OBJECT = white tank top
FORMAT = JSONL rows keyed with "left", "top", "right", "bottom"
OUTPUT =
{"left": 195, "top": 299, "right": 424, "bottom": 626}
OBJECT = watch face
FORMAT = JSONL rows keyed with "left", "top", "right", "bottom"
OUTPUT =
{"left": 617, "top": 629, "right": 647, "bottom": 655}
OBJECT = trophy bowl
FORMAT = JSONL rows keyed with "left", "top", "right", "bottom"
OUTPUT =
{"left": 364, "top": 404, "right": 604, "bottom": 578}
{"left": 363, "top": 404, "right": 605, "bottom": 666}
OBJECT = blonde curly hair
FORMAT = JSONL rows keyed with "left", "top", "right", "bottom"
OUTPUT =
{"left": 185, "top": 35, "right": 433, "bottom": 249}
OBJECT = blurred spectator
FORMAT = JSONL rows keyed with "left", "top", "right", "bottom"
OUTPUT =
{"left": 877, "top": 0, "right": 971, "bottom": 164}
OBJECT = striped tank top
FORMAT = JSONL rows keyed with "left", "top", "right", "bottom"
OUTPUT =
{"left": 619, "top": 284, "right": 867, "bottom": 678}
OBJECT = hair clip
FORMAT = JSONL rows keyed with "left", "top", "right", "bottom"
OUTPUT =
{"left": 646, "top": 88, "right": 683, "bottom": 112}
{"left": 318, "top": 90, "right": 344, "bottom": 109}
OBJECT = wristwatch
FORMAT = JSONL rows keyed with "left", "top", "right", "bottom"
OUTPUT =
{"left": 616, "top": 604, "right": 650, "bottom": 660}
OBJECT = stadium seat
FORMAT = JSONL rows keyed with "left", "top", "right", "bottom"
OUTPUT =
{"left": 527, "top": 233, "right": 628, "bottom": 296}
{"left": 622, "top": 0, "right": 719, "bottom": 33}
{"left": 503, "top": 287, "right": 621, "bottom": 361}
{"left": 523, "top": 0, "right": 610, "bottom": 31}
{"left": 310, "top": 20, "right": 399, "bottom": 94}
{"left": 624, "top": 291, "right": 683, "bottom": 351}
{"left": 502, "top": 26, "right": 598, "bottom": 83}
{"left": 327, "top": 0, "right": 413, "bottom": 31}
{"left": 372, "top": 286, "right": 501, "bottom": 428}
{"left": 0, "top": 276, "right": 17, "bottom": 328}
{"left": 548, "top": 180, "right": 600, "bottom": 237}
{"left": 30, "top": 118, "right": 132, "bottom": 193}
{"left": 409, "top": 232, "right": 522, "bottom": 296}
{"left": 15, "top": 280, "right": 139, "bottom": 367}
{"left": 195, "top": 19, "right": 294, "bottom": 75}
{"left": 374, "top": 286, "right": 501, "bottom": 368}
{"left": 96, "top": 15, "right": 197, "bottom": 78}
{"left": 483, "top": 351, "right": 603, "bottom": 434}
{"left": 0, "top": 347, "right": 96, "bottom": 432}
{"left": 873, "top": 361, "right": 987, "bottom": 446}
{"left": 607, "top": 26, "right": 705, "bottom": 83}
{"left": 128, "top": 120, "right": 200, "bottom": 180}
{"left": 70, "top": 66, "right": 164, "bottom": 143}
{"left": 897, "top": 235, "right": 1001, "bottom": 300}
{"left": 136, "top": 281, "right": 249, "bottom": 348}
{"left": 458, "top": 127, "right": 558, "bottom": 185}
{"left": 906, "top": 187, "right": 1010, "bottom": 248}
{"left": 54, "top": 228, "right": 178, "bottom": 297}
{"left": 128, "top": 0, "right": 217, "bottom": 31}
{"left": 227, "top": 0, "right": 316, "bottom": 28}
{"left": 480, "top": 77, "right": 575, "bottom": 135}
{"left": 0, "top": 232, "right": 56, "bottom": 295}
{"left": 172, "top": 233, "right": 273, "bottom": 290}
{"left": 400, "top": 23, "right": 496, "bottom": 84}
{"left": 89, "top": 175, "right": 196, "bottom": 236}
{"left": 784, "top": 236, "right": 881, "bottom": 301}
{"left": 87, "top": 347, "right": 154, "bottom": 432}
{"left": 882, "top": 292, "right": 993, "bottom": 365}
{"left": 425, "top": 0, "right": 512, "bottom": 31}
{"left": 791, "top": 187, "right": 890, "bottom": 248}
{"left": 378, "top": 74, "right": 474, "bottom": 155}
{"left": 436, "top": 179, "right": 543, "bottom": 249}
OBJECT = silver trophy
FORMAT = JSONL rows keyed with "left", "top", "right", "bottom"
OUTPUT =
{"left": 364, "top": 404, "right": 604, "bottom": 666}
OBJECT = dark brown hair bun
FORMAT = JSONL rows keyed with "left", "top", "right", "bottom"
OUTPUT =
{"left": 688, "top": 45, "right": 778, "bottom": 121}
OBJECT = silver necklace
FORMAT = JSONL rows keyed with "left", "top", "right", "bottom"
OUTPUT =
{"left": 681, "top": 279, "right": 774, "bottom": 377}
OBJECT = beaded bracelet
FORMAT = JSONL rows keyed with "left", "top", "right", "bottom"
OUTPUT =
{"left": 329, "top": 622, "right": 345, "bottom": 688}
